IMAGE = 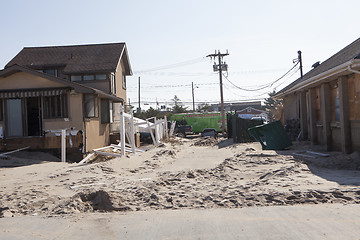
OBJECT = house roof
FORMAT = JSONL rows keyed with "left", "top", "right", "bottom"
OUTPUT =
{"left": 0, "top": 65, "right": 124, "bottom": 102}
{"left": 5, "top": 43, "right": 132, "bottom": 75}
{"left": 237, "top": 106, "right": 266, "bottom": 114}
{"left": 275, "top": 37, "right": 360, "bottom": 97}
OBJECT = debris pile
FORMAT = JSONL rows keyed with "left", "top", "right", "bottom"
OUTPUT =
{"left": 191, "top": 137, "right": 219, "bottom": 147}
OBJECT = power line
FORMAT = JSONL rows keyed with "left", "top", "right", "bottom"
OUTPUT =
{"left": 134, "top": 57, "right": 206, "bottom": 73}
{"left": 222, "top": 61, "right": 299, "bottom": 92}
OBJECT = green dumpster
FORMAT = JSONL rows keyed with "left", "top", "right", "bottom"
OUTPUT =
{"left": 248, "top": 120, "right": 292, "bottom": 150}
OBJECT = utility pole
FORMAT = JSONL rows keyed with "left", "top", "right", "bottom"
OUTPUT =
{"left": 192, "top": 82, "right": 195, "bottom": 111}
{"left": 298, "top": 50, "right": 303, "bottom": 79}
{"left": 207, "top": 50, "right": 229, "bottom": 135}
{"left": 137, "top": 76, "right": 141, "bottom": 114}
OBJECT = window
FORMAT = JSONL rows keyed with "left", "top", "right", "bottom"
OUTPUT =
{"left": 96, "top": 74, "right": 107, "bottom": 80}
{"left": 40, "top": 69, "right": 58, "bottom": 77}
{"left": 70, "top": 74, "right": 107, "bottom": 81}
{"left": 0, "top": 99, "right": 2, "bottom": 121}
{"left": 84, "top": 94, "right": 99, "bottom": 118}
{"left": 122, "top": 73, "right": 126, "bottom": 89}
{"left": 44, "top": 94, "right": 68, "bottom": 118}
{"left": 101, "top": 99, "right": 110, "bottom": 124}
{"left": 71, "top": 75, "right": 82, "bottom": 81}
{"left": 83, "top": 75, "right": 95, "bottom": 81}
{"left": 110, "top": 73, "right": 116, "bottom": 94}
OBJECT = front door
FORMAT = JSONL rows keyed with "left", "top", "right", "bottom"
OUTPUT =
{"left": 6, "top": 99, "right": 23, "bottom": 137}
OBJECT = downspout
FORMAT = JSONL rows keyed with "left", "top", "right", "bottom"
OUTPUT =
{"left": 82, "top": 93, "right": 87, "bottom": 155}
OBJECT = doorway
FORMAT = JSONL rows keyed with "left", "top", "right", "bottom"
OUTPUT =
{"left": 27, "top": 97, "right": 42, "bottom": 136}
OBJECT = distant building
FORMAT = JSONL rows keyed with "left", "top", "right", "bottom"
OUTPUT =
{"left": 209, "top": 101, "right": 264, "bottom": 112}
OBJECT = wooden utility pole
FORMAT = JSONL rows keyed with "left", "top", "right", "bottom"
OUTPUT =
{"left": 298, "top": 50, "right": 303, "bottom": 79}
{"left": 137, "top": 76, "right": 141, "bottom": 114}
{"left": 192, "top": 82, "right": 195, "bottom": 111}
{"left": 207, "top": 50, "right": 229, "bottom": 135}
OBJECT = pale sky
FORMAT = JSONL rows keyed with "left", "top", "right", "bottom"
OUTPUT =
{"left": 1, "top": 0, "right": 360, "bottom": 110}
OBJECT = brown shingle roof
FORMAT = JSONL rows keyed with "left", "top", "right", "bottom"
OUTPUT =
{"left": 276, "top": 37, "right": 360, "bottom": 96}
{"left": 5, "top": 43, "right": 132, "bottom": 75}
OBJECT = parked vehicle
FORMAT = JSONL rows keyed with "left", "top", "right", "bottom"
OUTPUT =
{"left": 170, "top": 112, "right": 226, "bottom": 136}
{"left": 174, "top": 125, "right": 193, "bottom": 137}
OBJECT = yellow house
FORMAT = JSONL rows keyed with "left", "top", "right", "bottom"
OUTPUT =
{"left": 0, "top": 43, "right": 132, "bottom": 158}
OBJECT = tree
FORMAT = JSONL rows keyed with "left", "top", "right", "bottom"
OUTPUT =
{"left": 171, "top": 95, "right": 188, "bottom": 113}
{"left": 196, "top": 103, "right": 211, "bottom": 112}
{"left": 264, "top": 90, "right": 283, "bottom": 122}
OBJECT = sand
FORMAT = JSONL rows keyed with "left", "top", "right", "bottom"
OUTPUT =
{"left": 0, "top": 137, "right": 360, "bottom": 218}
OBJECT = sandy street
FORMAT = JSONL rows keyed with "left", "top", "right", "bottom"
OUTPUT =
{"left": 0, "top": 137, "right": 360, "bottom": 239}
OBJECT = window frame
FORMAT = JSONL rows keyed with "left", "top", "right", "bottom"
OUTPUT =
{"left": 0, "top": 99, "right": 2, "bottom": 121}
{"left": 110, "top": 73, "right": 116, "bottom": 94}
{"left": 84, "top": 94, "right": 99, "bottom": 118}
{"left": 122, "top": 73, "right": 126, "bottom": 90}
{"left": 101, "top": 99, "right": 110, "bottom": 124}
{"left": 70, "top": 73, "right": 109, "bottom": 82}
{"left": 43, "top": 94, "right": 68, "bottom": 119}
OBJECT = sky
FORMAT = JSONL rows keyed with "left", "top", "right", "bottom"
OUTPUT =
{"left": 1, "top": 0, "right": 360, "bottom": 110}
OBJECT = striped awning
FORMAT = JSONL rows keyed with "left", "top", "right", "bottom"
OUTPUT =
{"left": 0, "top": 88, "right": 69, "bottom": 99}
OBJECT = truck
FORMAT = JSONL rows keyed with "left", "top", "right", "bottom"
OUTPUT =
{"left": 170, "top": 112, "right": 225, "bottom": 137}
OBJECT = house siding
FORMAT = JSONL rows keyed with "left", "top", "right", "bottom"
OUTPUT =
{"left": 84, "top": 118, "right": 110, "bottom": 152}
{"left": 0, "top": 72, "right": 65, "bottom": 89}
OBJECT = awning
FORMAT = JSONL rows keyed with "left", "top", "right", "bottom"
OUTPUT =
{"left": 0, "top": 88, "right": 69, "bottom": 99}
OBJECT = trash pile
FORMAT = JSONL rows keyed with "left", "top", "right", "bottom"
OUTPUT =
{"left": 191, "top": 137, "right": 219, "bottom": 147}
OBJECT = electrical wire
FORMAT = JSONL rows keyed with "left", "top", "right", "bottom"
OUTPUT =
{"left": 134, "top": 57, "right": 206, "bottom": 73}
{"left": 222, "top": 61, "right": 299, "bottom": 91}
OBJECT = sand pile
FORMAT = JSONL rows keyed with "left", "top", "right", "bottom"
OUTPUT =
{"left": 1, "top": 139, "right": 360, "bottom": 217}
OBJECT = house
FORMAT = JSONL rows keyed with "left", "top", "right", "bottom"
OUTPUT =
{"left": 209, "top": 101, "right": 264, "bottom": 112}
{"left": 237, "top": 106, "right": 268, "bottom": 121}
{"left": 275, "top": 38, "right": 360, "bottom": 153}
{"left": 0, "top": 43, "right": 132, "bottom": 157}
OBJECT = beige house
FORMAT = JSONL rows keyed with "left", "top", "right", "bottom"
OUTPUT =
{"left": 0, "top": 43, "right": 132, "bottom": 157}
{"left": 275, "top": 38, "right": 360, "bottom": 153}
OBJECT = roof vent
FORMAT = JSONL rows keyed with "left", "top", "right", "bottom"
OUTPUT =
{"left": 312, "top": 61, "right": 320, "bottom": 68}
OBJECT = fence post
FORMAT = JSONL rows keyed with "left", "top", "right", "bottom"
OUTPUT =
{"left": 61, "top": 129, "right": 66, "bottom": 162}
{"left": 119, "top": 105, "right": 126, "bottom": 156}
{"left": 130, "top": 110, "right": 136, "bottom": 153}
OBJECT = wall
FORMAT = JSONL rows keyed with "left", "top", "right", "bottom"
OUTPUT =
{"left": 0, "top": 72, "right": 65, "bottom": 89}
{"left": 84, "top": 118, "right": 110, "bottom": 152}
{"left": 350, "top": 120, "right": 360, "bottom": 150}
{"left": 330, "top": 126, "right": 342, "bottom": 151}
{"left": 115, "top": 60, "right": 126, "bottom": 103}
{"left": 283, "top": 94, "right": 298, "bottom": 120}
{"left": 42, "top": 93, "right": 83, "bottom": 131}
{"left": 77, "top": 81, "right": 110, "bottom": 94}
